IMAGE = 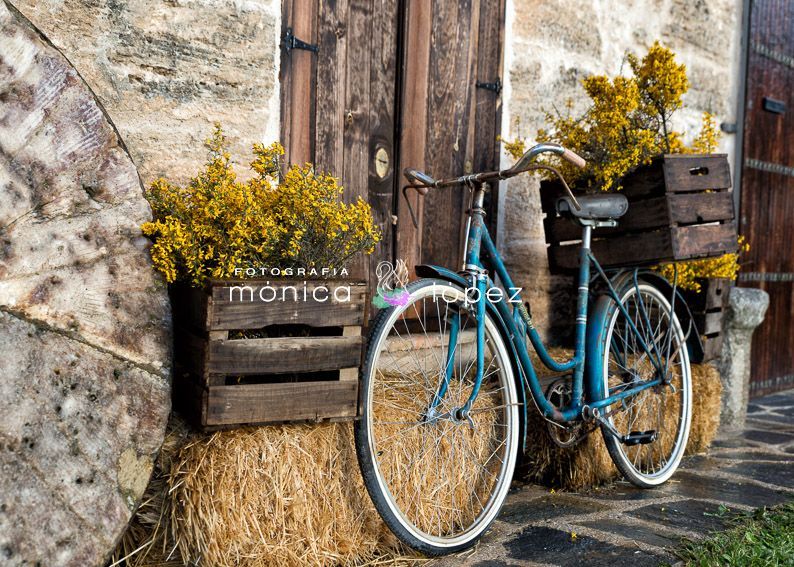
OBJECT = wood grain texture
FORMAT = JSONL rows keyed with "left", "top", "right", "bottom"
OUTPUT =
{"left": 395, "top": 0, "right": 431, "bottom": 275}
{"left": 662, "top": 154, "right": 732, "bottom": 192}
{"left": 208, "top": 336, "right": 363, "bottom": 375}
{"left": 280, "top": 0, "right": 318, "bottom": 166}
{"left": 740, "top": 0, "right": 794, "bottom": 396}
{"left": 209, "top": 281, "right": 367, "bottom": 330}
{"left": 205, "top": 381, "right": 358, "bottom": 425}
{"left": 542, "top": 155, "right": 738, "bottom": 272}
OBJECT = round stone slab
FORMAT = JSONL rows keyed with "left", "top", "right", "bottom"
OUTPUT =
{"left": 0, "top": 3, "right": 171, "bottom": 565}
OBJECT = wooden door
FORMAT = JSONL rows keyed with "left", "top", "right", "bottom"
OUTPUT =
{"left": 739, "top": 0, "right": 794, "bottom": 397}
{"left": 280, "top": 0, "right": 505, "bottom": 284}
{"left": 396, "top": 0, "right": 506, "bottom": 273}
{"left": 280, "top": 0, "right": 400, "bottom": 284}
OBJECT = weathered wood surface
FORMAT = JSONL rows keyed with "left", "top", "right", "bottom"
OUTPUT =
{"left": 0, "top": 4, "right": 171, "bottom": 566}
{"left": 172, "top": 280, "right": 365, "bottom": 429}
{"left": 683, "top": 278, "right": 731, "bottom": 364}
{"left": 739, "top": 0, "right": 794, "bottom": 397}
{"left": 210, "top": 281, "right": 367, "bottom": 330}
{"left": 543, "top": 155, "right": 738, "bottom": 272}
{"left": 205, "top": 381, "right": 359, "bottom": 426}
{"left": 208, "top": 336, "right": 363, "bottom": 375}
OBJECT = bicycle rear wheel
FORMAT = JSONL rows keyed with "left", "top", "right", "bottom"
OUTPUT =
{"left": 598, "top": 280, "right": 692, "bottom": 487}
{"left": 354, "top": 279, "right": 519, "bottom": 555}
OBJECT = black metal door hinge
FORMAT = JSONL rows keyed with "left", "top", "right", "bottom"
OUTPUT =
{"left": 476, "top": 78, "right": 502, "bottom": 95}
{"left": 281, "top": 27, "right": 319, "bottom": 54}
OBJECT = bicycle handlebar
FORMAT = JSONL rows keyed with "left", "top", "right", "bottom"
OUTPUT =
{"left": 402, "top": 143, "right": 586, "bottom": 190}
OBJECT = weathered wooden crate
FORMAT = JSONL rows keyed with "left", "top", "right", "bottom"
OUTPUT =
{"left": 542, "top": 154, "right": 738, "bottom": 273}
{"left": 170, "top": 279, "right": 367, "bottom": 429}
{"left": 683, "top": 277, "right": 733, "bottom": 363}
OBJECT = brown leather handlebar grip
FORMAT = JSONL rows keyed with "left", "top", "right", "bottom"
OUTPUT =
{"left": 562, "top": 148, "right": 586, "bottom": 169}
{"left": 415, "top": 186, "right": 429, "bottom": 195}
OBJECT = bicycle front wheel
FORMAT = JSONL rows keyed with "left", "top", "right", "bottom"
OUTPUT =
{"left": 598, "top": 280, "right": 692, "bottom": 488}
{"left": 354, "top": 279, "right": 519, "bottom": 555}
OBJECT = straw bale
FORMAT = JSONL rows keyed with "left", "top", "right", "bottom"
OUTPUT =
{"left": 519, "top": 349, "right": 722, "bottom": 490}
{"left": 113, "top": 355, "right": 723, "bottom": 564}
{"left": 110, "top": 417, "right": 416, "bottom": 567}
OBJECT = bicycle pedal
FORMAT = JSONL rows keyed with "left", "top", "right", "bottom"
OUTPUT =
{"left": 621, "top": 430, "right": 657, "bottom": 446}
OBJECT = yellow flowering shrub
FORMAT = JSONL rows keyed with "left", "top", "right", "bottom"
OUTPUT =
{"left": 505, "top": 43, "right": 745, "bottom": 292}
{"left": 506, "top": 42, "right": 697, "bottom": 192}
{"left": 142, "top": 125, "right": 380, "bottom": 285}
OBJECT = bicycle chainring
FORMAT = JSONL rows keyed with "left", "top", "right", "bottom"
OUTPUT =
{"left": 545, "top": 378, "right": 588, "bottom": 448}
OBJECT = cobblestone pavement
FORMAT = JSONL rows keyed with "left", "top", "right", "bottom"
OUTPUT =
{"left": 433, "top": 389, "right": 794, "bottom": 567}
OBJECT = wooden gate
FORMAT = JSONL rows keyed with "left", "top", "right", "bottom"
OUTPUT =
{"left": 280, "top": 0, "right": 505, "bottom": 285}
{"left": 739, "top": 0, "right": 794, "bottom": 397}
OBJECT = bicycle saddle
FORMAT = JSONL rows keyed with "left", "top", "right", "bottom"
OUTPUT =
{"left": 556, "top": 193, "right": 629, "bottom": 221}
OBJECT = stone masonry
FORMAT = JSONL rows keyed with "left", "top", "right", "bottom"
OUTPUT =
{"left": 10, "top": 0, "right": 282, "bottom": 186}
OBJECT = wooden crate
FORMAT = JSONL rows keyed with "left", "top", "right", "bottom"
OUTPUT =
{"left": 170, "top": 279, "right": 367, "bottom": 429}
{"left": 542, "top": 154, "right": 738, "bottom": 273}
{"left": 683, "top": 278, "right": 733, "bottom": 363}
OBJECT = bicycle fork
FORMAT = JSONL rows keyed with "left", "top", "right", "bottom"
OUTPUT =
{"left": 425, "top": 184, "right": 490, "bottom": 424}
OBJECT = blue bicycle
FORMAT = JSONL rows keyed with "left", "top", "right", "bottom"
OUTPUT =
{"left": 354, "top": 143, "right": 692, "bottom": 555}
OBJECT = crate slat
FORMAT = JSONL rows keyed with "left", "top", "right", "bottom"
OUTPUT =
{"left": 668, "top": 191, "right": 734, "bottom": 224}
{"left": 671, "top": 222, "right": 738, "bottom": 259}
{"left": 208, "top": 335, "right": 363, "bottom": 375}
{"left": 684, "top": 278, "right": 732, "bottom": 312}
{"left": 693, "top": 311, "right": 724, "bottom": 336}
{"left": 205, "top": 380, "right": 358, "bottom": 426}
{"left": 662, "top": 154, "right": 732, "bottom": 192}
{"left": 701, "top": 333, "right": 724, "bottom": 362}
{"left": 208, "top": 281, "right": 367, "bottom": 330}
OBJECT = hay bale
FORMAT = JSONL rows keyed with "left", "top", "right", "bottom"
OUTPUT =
{"left": 685, "top": 363, "right": 722, "bottom": 455}
{"left": 111, "top": 417, "right": 411, "bottom": 567}
{"left": 518, "top": 349, "right": 722, "bottom": 490}
{"left": 113, "top": 358, "right": 724, "bottom": 565}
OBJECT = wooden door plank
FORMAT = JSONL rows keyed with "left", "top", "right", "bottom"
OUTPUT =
{"left": 280, "top": 0, "right": 319, "bottom": 166}
{"left": 473, "top": 0, "right": 506, "bottom": 227}
{"left": 315, "top": 0, "right": 348, "bottom": 175}
{"left": 395, "top": 0, "right": 432, "bottom": 275}
{"left": 367, "top": 0, "right": 399, "bottom": 285}
{"left": 421, "top": 1, "right": 474, "bottom": 271}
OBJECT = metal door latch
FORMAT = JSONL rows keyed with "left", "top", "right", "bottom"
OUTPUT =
{"left": 476, "top": 78, "right": 502, "bottom": 95}
{"left": 282, "top": 28, "right": 319, "bottom": 54}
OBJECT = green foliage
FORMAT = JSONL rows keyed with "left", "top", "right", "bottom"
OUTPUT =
{"left": 676, "top": 503, "right": 794, "bottom": 566}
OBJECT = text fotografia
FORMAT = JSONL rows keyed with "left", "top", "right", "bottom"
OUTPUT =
{"left": 233, "top": 267, "right": 350, "bottom": 278}
{"left": 228, "top": 282, "right": 352, "bottom": 303}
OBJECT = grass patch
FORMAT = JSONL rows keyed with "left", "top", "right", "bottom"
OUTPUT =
{"left": 676, "top": 502, "right": 794, "bottom": 566}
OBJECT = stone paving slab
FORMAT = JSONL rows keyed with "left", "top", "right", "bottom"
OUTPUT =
{"left": 431, "top": 389, "right": 794, "bottom": 567}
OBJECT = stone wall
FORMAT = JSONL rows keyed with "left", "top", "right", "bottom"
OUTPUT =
{"left": 499, "top": 0, "right": 743, "bottom": 341}
{"left": 10, "top": 0, "right": 282, "bottom": 186}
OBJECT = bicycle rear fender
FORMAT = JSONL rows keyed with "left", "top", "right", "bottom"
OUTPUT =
{"left": 584, "top": 269, "right": 704, "bottom": 404}
{"left": 414, "top": 264, "right": 531, "bottom": 451}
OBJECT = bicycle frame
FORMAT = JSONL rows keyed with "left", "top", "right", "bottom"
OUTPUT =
{"left": 433, "top": 182, "right": 668, "bottom": 425}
